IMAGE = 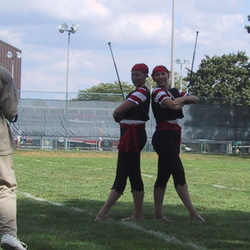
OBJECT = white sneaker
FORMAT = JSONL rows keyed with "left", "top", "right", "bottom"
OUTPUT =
{"left": 1, "top": 234, "right": 27, "bottom": 250}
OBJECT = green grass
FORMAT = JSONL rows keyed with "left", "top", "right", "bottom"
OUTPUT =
{"left": 13, "top": 150, "right": 250, "bottom": 250}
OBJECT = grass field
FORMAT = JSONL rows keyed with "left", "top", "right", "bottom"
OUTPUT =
{"left": 13, "top": 150, "right": 249, "bottom": 250}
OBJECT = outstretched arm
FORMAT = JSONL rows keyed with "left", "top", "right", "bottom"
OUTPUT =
{"left": 172, "top": 95, "right": 199, "bottom": 106}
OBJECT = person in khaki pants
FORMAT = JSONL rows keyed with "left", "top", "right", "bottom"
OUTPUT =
{"left": 0, "top": 66, "right": 27, "bottom": 250}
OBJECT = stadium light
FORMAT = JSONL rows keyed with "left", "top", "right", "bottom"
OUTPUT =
{"left": 58, "top": 23, "right": 80, "bottom": 102}
{"left": 58, "top": 23, "right": 79, "bottom": 150}
{"left": 175, "top": 59, "right": 189, "bottom": 91}
{"left": 170, "top": 0, "right": 175, "bottom": 88}
{"left": 6, "top": 51, "right": 22, "bottom": 78}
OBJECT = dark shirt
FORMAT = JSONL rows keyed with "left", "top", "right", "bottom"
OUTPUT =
{"left": 152, "top": 87, "right": 184, "bottom": 124}
{"left": 122, "top": 86, "right": 150, "bottom": 122}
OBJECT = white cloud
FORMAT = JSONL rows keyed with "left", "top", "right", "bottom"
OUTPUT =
{"left": 0, "top": 0, "right": 249, "bottom": 97}
{"left": 3, "top": 0, "right": 111, "bottom": 20}
{"left": 104, "top": 14, "right": 171, "bottom": 46}
{"left": 0, "top": 30, "right": 22, "bottom": 47}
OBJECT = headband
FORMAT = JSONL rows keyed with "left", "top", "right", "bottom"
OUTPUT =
{"left": 131, "top": 63, "right": 149, "bottom": 74}
{"left": 151, "top": 65, "right": 170, "bottom": 77}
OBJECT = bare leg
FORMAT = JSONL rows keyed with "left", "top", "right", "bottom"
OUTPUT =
{"left": 154, "top": 187, "right": 171, "bottom": 222}
{"left": 176, "top": 184, "right": 205, "bottom": 222}
{"left": 132, "top": 190, "right": 144, "bottom": 219}
{"left": 121, "top": 191, "right": 144, "bottom": 221}
{"left": 95, "top": 189, "right": 121, "bottom": 221}
{"left": 154, "top": 187, "right": 165, "bottom": 218}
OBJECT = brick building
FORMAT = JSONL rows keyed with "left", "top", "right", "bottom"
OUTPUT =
{"left": 0, "top": 40, "right": 22, "bottom": 93}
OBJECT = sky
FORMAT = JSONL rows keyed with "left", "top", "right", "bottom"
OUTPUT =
{"left": 0, "top": 0, "right": 249, "bottom": 99}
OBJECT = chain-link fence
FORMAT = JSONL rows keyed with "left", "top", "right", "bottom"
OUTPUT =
{"left": 12, "top": 92, "right": 250, "bottom": 154}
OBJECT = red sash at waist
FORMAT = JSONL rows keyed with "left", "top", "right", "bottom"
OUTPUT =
{"left": 118, "top": 123, "right": 145, "bottom": 152}
{"left": 156, "top": 121, "right": 181, "bottom": 146}
{"left": 156, "top": 121, "right": 181, "bottom": 131}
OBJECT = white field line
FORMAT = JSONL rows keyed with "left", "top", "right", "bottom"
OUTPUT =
{"left": 121, "top": 221, "right": 206, "bottom": 250}
{"left": 18, "top": 191, "right": 206, "bottom": 250}
{"left": 142, "top": 174, "right": 153, "bottom": 178}
{"left": 212, "top": 184, "right": 246, "bottom": 191}
{"left": 18, "top": 191, "right": 94, "bottom": 217}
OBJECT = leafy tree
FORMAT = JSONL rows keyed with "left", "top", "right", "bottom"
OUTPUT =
{"left": 185, "top": 51, "right": 250, "bottom": 105}
{"left": 75, "top": 79, "right": 154, "bottom": 101}
{"left": 74, "top": 81, "right": 132, "bottom": 101}
{"left": 245, "top": 15, "right": 250, "bottom": 33}
{"left": 174, "top": 71, "right": 189, "bottom": 91}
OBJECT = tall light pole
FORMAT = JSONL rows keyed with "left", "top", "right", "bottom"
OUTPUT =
{"left": 6, "top": 51, "right": 22, "bottom": 78}
{"left": 170, "top": 0, "right": 175, "bottom": 88}
{"left": 58, "top": 23, "right": 80, "bottom": 102}
{"left": 175, "top": 59, "right": 189, "bottom": 91}
{"left": 58, "top": 23, "right": 79, "bottom": 150}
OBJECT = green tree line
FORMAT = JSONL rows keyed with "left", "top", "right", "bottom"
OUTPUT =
{"left": 75, "top": 51, "right": 250, "bottom": 105}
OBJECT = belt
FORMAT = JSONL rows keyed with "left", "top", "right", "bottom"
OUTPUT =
{"left": 156, "top": 121, "right": 181, "bottom": 146}
{"left": 118, "top": 123, "right": 145, "bottom": 152}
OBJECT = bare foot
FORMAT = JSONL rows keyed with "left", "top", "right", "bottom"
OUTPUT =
{"left": 191, "top": 214, "right": 205, "bottom": 222}
{"left": 95, "top": 212, "right": 108, "bottom": 221}
{"left": 155, "top": 216, "right": 172, "bottom": 222}
{"left": 121, "top": 215, "right": 143, "bottom": 221}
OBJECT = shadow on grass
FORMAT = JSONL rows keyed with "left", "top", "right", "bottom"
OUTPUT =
{"left": 17, "top": 197, "right": 250, "bottom": 250}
